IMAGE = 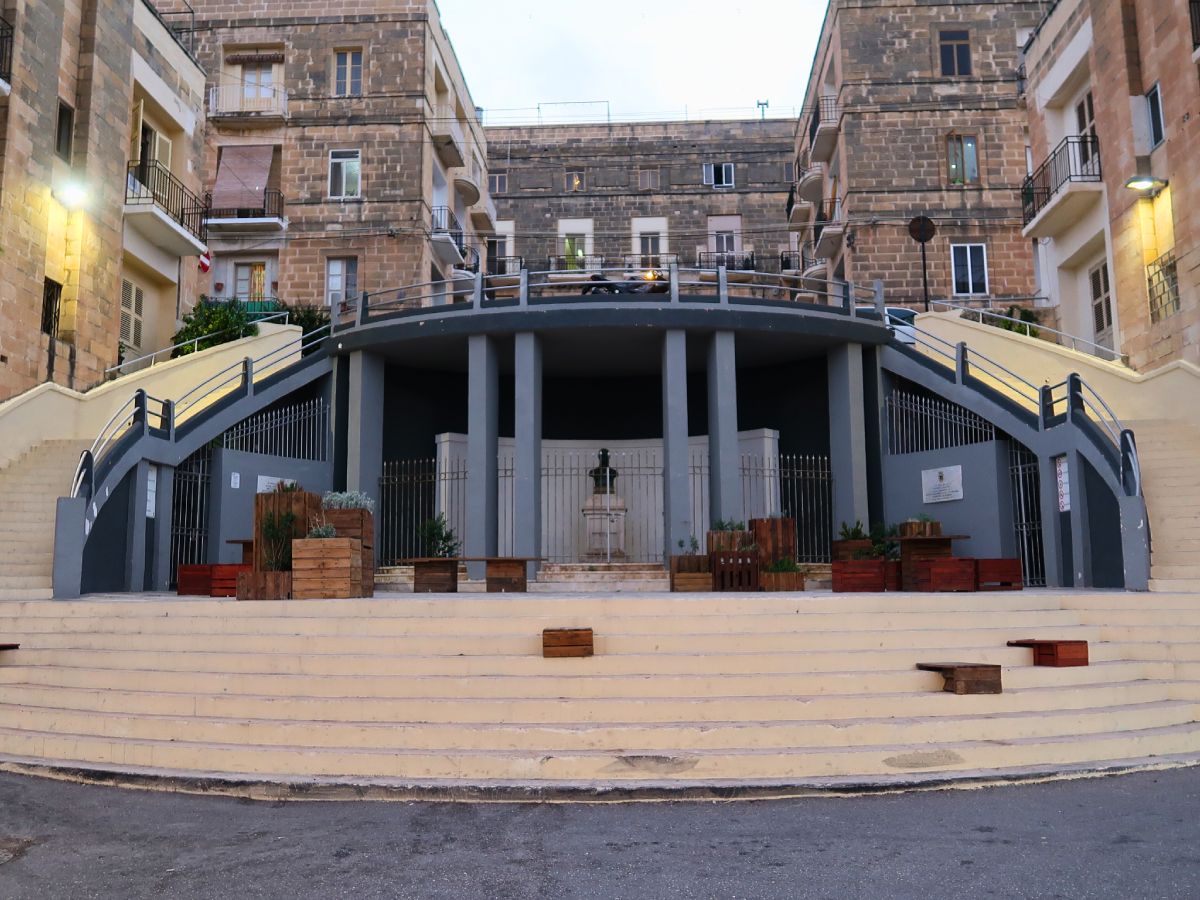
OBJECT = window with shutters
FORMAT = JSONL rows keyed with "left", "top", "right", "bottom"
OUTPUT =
{"left": 638, "top": 168, "right": 660, "bottom": 190}
{"left": 951, "top": 244, "right": 989, "bottom": 295}
{"left": 1076, "top": 89, "right": 1098, "bottom": 170}
{"left": 120, "top": 279, "right": 145, "bottom": 353}
{"left": 334, "top": 49, "right": 363, "bottom": 97}
{"left": 702, "top": 162, "right": 735, "bottom": 189}
{"left": 1088, "top": 261, "right": 1114, "bottom": 349}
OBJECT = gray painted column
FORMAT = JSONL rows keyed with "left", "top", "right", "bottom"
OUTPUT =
{"left": 149, "top": 465, "right": 175, "bottom": 592}
{"left": 513, "top": 332, "right": 543, "bottom": 579}
{"left": 52, "top": 498, "right": 86, "bottom": 599}
{"left": 346, "top": 351, "right": 386, "bottom": 565}
{"left": 662, "top": 330, "right": 691, "bottom": 559}
{"left": 826, "top": 344, "right": 870, "bottom": 530}
{"left": 466, "top": 334, "right": 499, "bottom": 580}
{"left": 1066, "top": 449, "right": 1092, "bottom": 588}
{"left": 706, "top": 331, "right": 741, "bottom": 522}
{"left": 1037, "top": 454, "right": 1065, "bottom": 588}
{"left": 126, "top": 459, "right": 151, "bottom": 592}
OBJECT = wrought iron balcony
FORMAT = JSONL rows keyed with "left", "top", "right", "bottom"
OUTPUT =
{"left": 779, "top": 250, "right": 803, "bottom": 272}
{"left": 806, "top": 96, "right": 840, "bottom": 162}
{"left": 1021, "top": 135, "right": 1102, "bottom": 230}
{"left": 622, "top": 253, "right": 679, "bottom": 270}
{"left": 697, "top": 251, "right": 756, "bottom": 271}
{"left": 205, "top": 189, "right": 285, "bottom": 229}
{"left": 202, "top": 296, "right": 283, "bottom": 317}
{"left": 125, "top": 160, "right": 208, "bottom": 247}
{"left": 430, "top": 206, "right": 466, "bottom": 256}
{"left": 486, "top": 255, "right": 524, "bottom": 276}
{"left": 208, "top": 83, "right": 288, "bottom": 120}
{"left": 454, "top": 245, "right": 481, "bottom": 274}
{"left": 547, "top": 255, "right": 605, "bottom": 272}
{"left": 0, "top": 16, "right": 12, "bottom": 85}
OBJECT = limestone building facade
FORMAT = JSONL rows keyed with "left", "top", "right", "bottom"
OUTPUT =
{"left": 791, "top": 0, "right": 1048, "bottom": 309}
{"left": 1022, "top": 0, "right": 1200, "bottom": 371}
{"left": 482, "top": 120, "right": 793, "bottom": 276}
{"left": 0, "top": 0, "right": 208, "bottom": 400}
{"left": 189, "top": 0, "right": 495, "bottom": 314}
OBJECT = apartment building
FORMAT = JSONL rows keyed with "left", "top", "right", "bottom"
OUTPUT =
{"left": 482, "top": 120, "right": 793, "bottom": 276}
{"left": 0, "top": 0, "right": 208, "bottom": 400}
{"left": 189, "top": 0, "right": 495, "bottom": 313}
{"left": 1022, "top": 0, "right": 1200, "bottom": 371}
{"left": 791, "top": 0, "right": 1047, "bottom": 307}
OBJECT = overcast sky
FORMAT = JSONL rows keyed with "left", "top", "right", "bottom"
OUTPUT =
{"left": 436, "top": 0, "right": 827, "bottom": 125}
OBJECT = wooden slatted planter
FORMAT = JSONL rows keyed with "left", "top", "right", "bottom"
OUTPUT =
{"left": 324, "top": 508, "right": 375, "bottom": 597}
{"left": 177, "top": 564, "right": 212, "bottom": 596}
{"left": 761, "top": 571, "right": 805, "bottom": 592}
{"left": 412, "top": 558, "right": 459, "bottom": 593}
{"left": 707, "top": 530, "right": 753, "bottom": 554}
{"left": 831, "top": 539, "right": 873, "bottom": 561}
{"left": 977, "top": 558, "right": 1023, "bottom": 591}
{"left": 710, "top": 551, "right": 761, "bottom": 592}
{"left": 254, "top": 490, "right": 322, "bottom": 571}
{"left": 543, "top": 628, "right": 594, "bottom": 658}
{"left": 927, "top": 558, "right": 977, "bottom": 592}
{"left": 1007, "top": 639, "right": 1089, "bottom": 667}
{"left": 210, "top": 564, "right": 251, "bottom": 597}
{"left": 750, "top": 518, "right": 796, "bottom": 565}
{"left": 917, "top": 662, "right": 1002, "bottom": 695}
{"left": 884, "top": 560, "right": 902, "bottom": 592}
{"left": 669, "top": 555, "right": 712, "bottom": 592}
{"left": 831, "top": 559, "right": 886, "bottom": 592}
{"left": 236, "top": 571, "right": 292, "bottom": 601}
{"left": 291, "top": 538, "right": 364, "bottom": 599}
{"left": 486, "top": 558, "right": 527, "bottom": 593}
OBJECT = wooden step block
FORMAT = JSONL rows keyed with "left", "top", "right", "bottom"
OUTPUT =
{"left": 916, "top": 662, "right": 1002, "bottom": 694}
{"left": 977, "top": 558, "right": 1023, "bottom": 591}
{"left": 543, "top": 627, "right": 594, "bottom": 658}
{"left": 1007, "top": 639, "right": 1089, "bottom": 667}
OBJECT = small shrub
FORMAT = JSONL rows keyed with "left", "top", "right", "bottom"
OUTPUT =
{"left": 765, "top": 557, "right": 802, "bottom": 573}
{"left": 260, "top": 511, "right": 296, "bottom": 572}
{"left": 838, "top": 520, "right": 868, "bottom": 541}
{"left": 322, "top": 490, "right": 375, "bottom": 514}
{"left": 711, "top": 519, "right": 747, "bottom": 532}
{"left": 419, "top": 514, "right": 461, "bottom": 558}
{"left": 171, "top": 297, "right": 258, "bottom": 357}
{"left": 307, "top": 523, "right": 337, "bottom": 539}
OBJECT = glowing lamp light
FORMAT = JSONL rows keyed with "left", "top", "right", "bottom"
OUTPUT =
{"left": 55, "top": 181, "right": 89, "bottom": 209}
{"left": 1125, "top": 175, "right": 1168, "bottom": 194}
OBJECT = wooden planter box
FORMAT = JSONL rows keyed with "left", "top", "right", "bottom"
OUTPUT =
{"left": 832, "top": 559, "right": 886, "bottom": 592}
{"left": 486, "top": 558, "right": 527, "bottom": 593}
{"left": 707, "top": 530, "right": 753, "bottom": 554}
{"left": 254, "top": 490, "right": 322, "bottom": 571}
{"left": 324, "top": 508, "right": 375, "bottom": 597}
{"left": 210, "top": 564, "right": 251, "bottom": 597}
{"left": 750, "top": 518, "right": 797, "bottom": 565}
{"left": 670, "top": 555, "right": 712, "bottom": 592}
{"left": 899, "top": 521, "right": 942, "bottom": 538}
{"left": 710, "top": 551, "right": 761, "bottom": 592}
{"left": 831, "top": 539, "right": 873, "bottom": 561}
{"left": 543, "top": 628, "right": 594, "bottom": 658}
{"left": 413, "top": 558, "right": 459, "bottom": 593}
{"left": 976, "top": 558, "right": 1023, "bottom": 591}
{"left": 291, "top": 538, "right": 363, "bottom": 599}
{"left": 926, "top": 557, "right": 977, "bottom": 592}
{"left": 236, "top": 571, "right": 292, "bottom": 602}
{"left": 177, "top": 564, "right": 212, "bottom": 596}
{"left": 761, "top": 571, "right": 805, "bottom": 592}
{"left": 884, "top": 560, "right": 902, "bottom": 592}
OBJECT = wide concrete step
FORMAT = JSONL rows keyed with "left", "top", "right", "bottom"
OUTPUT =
{"left": 0, "top": 677, "right": 1179, "bottom": 728}
{"left": 1150, "top": 579, "right": 1200, "bottom": 593}
{"left": 0, "top": 608, "right": 1087, "bottom": 637}
{"left": 0, "top": 659, "right": 1163, "bottom": 702}
{"left": 1149, "top": 566, "right": 1200, "bottom": 581}
{"left": 1, "top": 624, "right": 1103, "bottom": 656}
{"left": 0, "top": 697, "right": 1192, "bottom": 753}
{"left": 3, "top": 720, "right": 1200, "bottom": 782}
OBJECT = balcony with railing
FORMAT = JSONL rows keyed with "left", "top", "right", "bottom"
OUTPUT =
{"left": 698, "top": 251, "right": 756, "bottom": 272}
{"left": 786, "top": 186, "right": 811, "bottom": 230}
{"left": 813, "top": 196, "right": 845, "bottom": 259}
{"left": 124, "top": 160, "right": 208, "bottom": 255}
{"left": 0, "top": 15, "right": 13, "bottom": 92}
{"left": 205, "top": 189, "right": 286, "bottom": 232}
{"left": 208, "top": 83, "right": 288, "bottom": 122}
{"left": 430, "top": 206, "right": 466, "bottom": 265}
{"left": 1021, "top": 135, "right": 1103, "bottom": 238}
{"left": 796, "top": 159, "right": 825, "bottom": 203}
{"left": 806, "top": 96, "right": 840, "bottom": 164}
{"left": 623, "top": 252, "right": 679, "bottom": 271}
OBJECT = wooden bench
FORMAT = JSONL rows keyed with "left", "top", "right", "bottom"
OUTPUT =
{"left": 916, "top": 662, "right": 1003, "bottom": 694}
{"left": 543, "top": 628, "right": 594, "bottom": 658}
{"left": 1007, "top": 639, "right": 1088, "bottom": 667}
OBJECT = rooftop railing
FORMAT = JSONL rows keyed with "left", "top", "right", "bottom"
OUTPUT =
{"left": 206, "top": 189, "right": 285, "bottom": 221}
{"left": 126, "top": 160, "right": 208, "bottom": 243}
{"left": 0, "top": 16, "right": 13, "bottom": 84}
{"left": 1021, "top": 135, "right": 1101, "bottom": 225}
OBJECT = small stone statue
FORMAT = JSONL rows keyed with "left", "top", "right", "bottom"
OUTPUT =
{"left": 588, "top": 448, "right": 619, "bottom": 495}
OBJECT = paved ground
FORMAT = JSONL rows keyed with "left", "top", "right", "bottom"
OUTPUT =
{"left": 1, "top": 769, "right": 1199, "bottom": 899}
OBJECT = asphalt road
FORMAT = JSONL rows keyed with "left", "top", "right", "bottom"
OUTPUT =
{"left": 2, "top": 769, "right": 1199, "bottom": 899}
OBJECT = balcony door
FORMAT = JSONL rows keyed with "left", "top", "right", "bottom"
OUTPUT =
{"left": 563, "top": 234, "right": 587, "bottom": 269}
{"left": 234, "top": 263, "right": 268, "bottom": 304}
{"left": 1075, "top": 90, "right": 1098, "bottom": 174}
{"left": 1089, "top": 260, "right": 1114, "bottom": 351}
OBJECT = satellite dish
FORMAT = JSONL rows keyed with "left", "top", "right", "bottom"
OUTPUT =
{"left": 908, "top": 216, "right": 937, "bottom": 244}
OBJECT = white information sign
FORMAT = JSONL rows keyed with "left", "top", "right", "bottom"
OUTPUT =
{"left": 1056, "top": 456, "right": 1070, "bottom": 513}
{"left": 921, "top": 465, "right": 964, "bottom": 504}
{"left": 256, "top": 475, "right": 296, "bottom": 494}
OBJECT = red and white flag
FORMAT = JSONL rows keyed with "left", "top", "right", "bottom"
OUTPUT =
{"left": 198, "top": 251, "right": 211, "bottom": 273}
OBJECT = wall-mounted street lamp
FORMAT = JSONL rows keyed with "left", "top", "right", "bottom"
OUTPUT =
{"left": 54, "top": 180, "right": 88, "bottom": 210}
{"left": 1124, "top": 175, "right": 1168, "bottom": 196}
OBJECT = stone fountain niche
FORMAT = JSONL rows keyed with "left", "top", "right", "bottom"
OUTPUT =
{"left": 581, "top": 448, "right": 626, "bottom": 560}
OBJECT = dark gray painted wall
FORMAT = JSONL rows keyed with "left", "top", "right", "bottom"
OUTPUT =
{"left": 207, "top": 449, "right": 334, "bottom": 564}
{"left": 882, "top": 440, "right": 1016, "bottom": 560}
{"left": 81, "top": 470, "right": 134, "bottom": 594}
{"left": 1083, "top": 455, "right": 1125, "bottom": 588}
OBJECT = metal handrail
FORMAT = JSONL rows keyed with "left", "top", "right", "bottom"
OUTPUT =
{"left": 105, "top": 310, "right": 291, "bottom": 376}
{"left": 901, "top": 317, "right": 1042, "bottom": 405}
{"left": 928, "top": 299, "right": 1126, "bottom": 364}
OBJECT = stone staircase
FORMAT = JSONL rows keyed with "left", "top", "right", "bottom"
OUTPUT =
{"left": 1127, "top": 419, "right": 1200, "bottom": 593}
{"left": 0, "top": 440, "right": 89, "bottom": 601}
{"left": 1, "top": 590, "right": 1199, "bottom": 790}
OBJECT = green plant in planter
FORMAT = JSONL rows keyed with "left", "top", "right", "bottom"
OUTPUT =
{"left": 171, "top": 296, "right": 258, "bottom": 357}
{"left": 710, "top": 519, "right": 747, "bottom": 532}
{"left": 273, "top": 480, "right": 301, "bottom": 494}
{"left": 260, "top": 511, "right": 297, "bottom": 571}
{"left": 419, "top": 514, "right": 461, "bottom": 558}
{"left": 676, "top": 535, "right": 702, "bottom": 555}
{"left": 915, "top": 513, "right": 934, "bottom": 523}
{"left": 322, "top": 490, "right": 375, "bottom": 514}
{"left": 765, "top": 557, "right": 803, "bottom": 573}
{"left": 870, "top": 522, "right": 900, "bottom": 560}
{"left": 307, "top": 522, "right": 337, "bottom": 538}
{"left": 839, "top": 520, "right": 869, "bottom": 541}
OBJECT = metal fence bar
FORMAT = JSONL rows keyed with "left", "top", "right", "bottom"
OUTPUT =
{"left": 169, "top": 445, "right": 212, "bottom": 584}
{"left": 886, "top": 389, "right": 996, "bottom": 455}
{"left": 1008, "top": 443, "right": 1046, "bottom": 588}
{"left": 221, "top": 398, "right": 329, "bottom": 461}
